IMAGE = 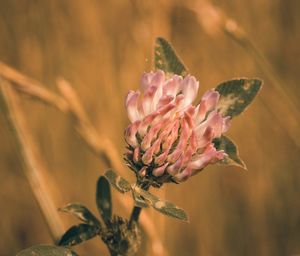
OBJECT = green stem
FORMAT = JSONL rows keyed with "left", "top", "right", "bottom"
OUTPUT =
{"left": 128, "top": 182, "right": 150, "bottom": 228}
{"left": 129, "top": 206, "right": 143, "bottom": 228}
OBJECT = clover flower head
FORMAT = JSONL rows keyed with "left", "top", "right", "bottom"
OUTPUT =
{"left": 124, "top": 70, "right": 230, "bottom": 186}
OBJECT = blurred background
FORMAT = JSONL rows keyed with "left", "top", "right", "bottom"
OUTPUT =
{"left": 0, "top": 0, "right": 299, "bottom": 255}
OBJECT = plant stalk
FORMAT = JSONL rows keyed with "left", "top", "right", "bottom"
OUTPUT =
{"left": 128, "top": 183, "right": 150, "bottom": 228}
{"left": 129, "top": 206, "right": 143, "bottom": 228}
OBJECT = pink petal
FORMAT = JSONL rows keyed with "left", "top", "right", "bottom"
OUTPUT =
{"left": 126, "top": 91, "right": 141, "bottom": 122}
{"left": 153, "top": 163, "right": 168, "bottom": 177}
{"left": 181, "top": 75, "right": 199, "bottom": 106}
{"left": 163, "top": 75, "right": 182, "bottom": 97}
{"left": 196, "top": 126, "right": 214, "bottom": 149}
{"left": 141, "top": 72, "right": 154, "bottom": 91}
{"left": 124, "top": 121, "right": 140, "bottom": 147}
{"left": 151, "top": 70, "right": 165, "bottom": 86}
{"left": 138, "top": 112, "right": 158, "bottom": 137}
{"left": 141, "top": 120, "right": 164, "bottom": 150}
{"left": 190, "top": 131, "right": 198, "bottom": 152}
{"left": 195, "top": 111, "right": 223, "bottom": 139}
{"left": 151, "top": 84, "right": 163, "bottom": 112}
{"left": 157, "top": 103, "right": 176, "bottom": 117}
{"left": 167, "top": 157, "right": 183, "bottom": 175}
{"left": 194, "top": 102, "right": 207, "bottom": 125}
{"left": 201, "top": 89, "right": 220, "bottom": 111}
{"left": 167, "top": 149, "right": 182, "bottom": 164}
{"left": 152, "top": 138, "right": 162, "bottom": 155}
{"left": 181, "top": 144, "right": 195, "bottom": 167}
{"left": 142, "top": 136, "right": 163, "bottom": 165}
{"left": 184, "top": 112, "right": 194, "bottom": 129}
{"left": 155, "top": 150, "right": 169, "bottom": 165}
{"left": 133, "top": 147, "right": 140, "bottom": 163}
{"left": 174, "top": 94, "right": 185, "bottom": 111}
{"left": 167, "top": 118, "right": 191, "bottom": 163}
{"left": 156, "top": 128, "right": 173, "bottom": 148}
{"left": 209, "top": 112, "right": 223, "bottom": 138}
{"left": 222, "top": 116, "right": 231, "bottom": 133}
{"left": 194, "top": 90, "right": 220, "bottom": 125}
{"left": 140, "top": 70, "right": 165, "bottom": 91}
{"left": 157, "top": 95, "right": 174, "bottom": 109}
{"left": 188, "top": 144, "right": 225, "bottom": 172}
{"left": 173, "top": 167, "right": 192, "bottom": 182}
{"left": 162, "top": 120, "right": 180, "bottom": 150}
{"left": 142, "top": 71, "right": 165, "bottom": 113}
{"left": 143, "top": 85, "right": 157, "bottom": 115}
{"left": 142, "top": 145, "right": 155, "bottom": 164}
{"left": 139, "top": 166, "right": 147, "bottom": 177}
{"left": 186, "top": 105, "right": 196, "bottom": 117}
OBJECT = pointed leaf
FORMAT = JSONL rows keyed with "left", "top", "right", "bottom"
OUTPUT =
{"left": 59, "top": 203, "right": 101, "bottom": 227}
{"left": 104, "top": 170, "right": 132, "bottom": 193}
{"left": 58, "top": 224, "right": 99, "bottom": 247}
{"left": 155, "top": 37, "right": 187, "bottom": 76}
{"left": 216, "top": 78, "right": 262, "bottom": 118}
{"left": 133, "top": 187, "right": 188, "bottom": 221}
{"left": 96, "top": 176, "right": 112, "bottom": 223}
{"left": 152, "top": 200, "right": 188, "bottom": 222}
{"left": 16, "top": 245, "right": 78, "bottom": 256}
{"left": 213, "top": 135, "right": 246, "bottom": 169}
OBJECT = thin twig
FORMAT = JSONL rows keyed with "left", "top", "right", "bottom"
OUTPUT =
{"left": 0, "top": 62, "right": 124, "bottom": 173}
{"left": 129, "top": 206, "right": 143, "bottom": 227}
{"left": 0, "top": 79, "right": 65, "bottom": 241}
{"left": 0, "top": 62, "right": 67, "bottom": 112}
{"left": 56, "top": 78, "right": 122, "bottom": 171}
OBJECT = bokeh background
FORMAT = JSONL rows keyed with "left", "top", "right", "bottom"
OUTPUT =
{"left": 0, "top": 0, "right": 299, "bottom": 255}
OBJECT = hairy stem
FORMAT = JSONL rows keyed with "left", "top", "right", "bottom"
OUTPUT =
{"left": 129, "top": 183, "right": 150, "bottom": 228}
{"left": 129, "top": 206, "right": 143, "bottom": 228}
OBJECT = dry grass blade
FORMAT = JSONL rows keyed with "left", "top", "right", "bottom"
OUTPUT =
{"left": 0, "top": 63, "right": 166, "bottom": 255}
{"left": 56, "top": 78, "right": 124, "bottom": 173}
{"left": 0, "top": 79, "right": 65, "bottom": 241}
{"left": 0, "top": 62, "right": 68, "bottom": 112}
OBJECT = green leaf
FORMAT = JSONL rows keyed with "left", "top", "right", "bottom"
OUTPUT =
{"left": 96, "top": 176, "right": 112, "bottom": 223}
{"left": 16, "top": 245, "right": 78, "bottom": 256}
{"left": 215, "top": 78, "right": 262, "bottom": 118}
{"left": 59, "top": 203, "right": 101, "bottom": 227}
{"left": 152, "top": 200, "right": 188, "bottom": 222}
{"left": 155, "top": 37, "right": 187, "bottom": 76}
{"left": 104, "top": 170, "right": 132, "bottom": 193}
{"left": 58, "top": 224, "right": 99, "bottom": 247}
{"left": 213, "top": 135, "right": 246, "bottom": 169}
{"left": 133, "top": 187, "right": 188, "bottom": 221}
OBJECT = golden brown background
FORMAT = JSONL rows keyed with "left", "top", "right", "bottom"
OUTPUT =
{"left": 0, "top": 0, "right": 299, "bottom": 255}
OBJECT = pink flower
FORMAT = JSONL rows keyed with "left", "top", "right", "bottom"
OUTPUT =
{"left": 124, "top": 70, "right": 230, "bottom": 186}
